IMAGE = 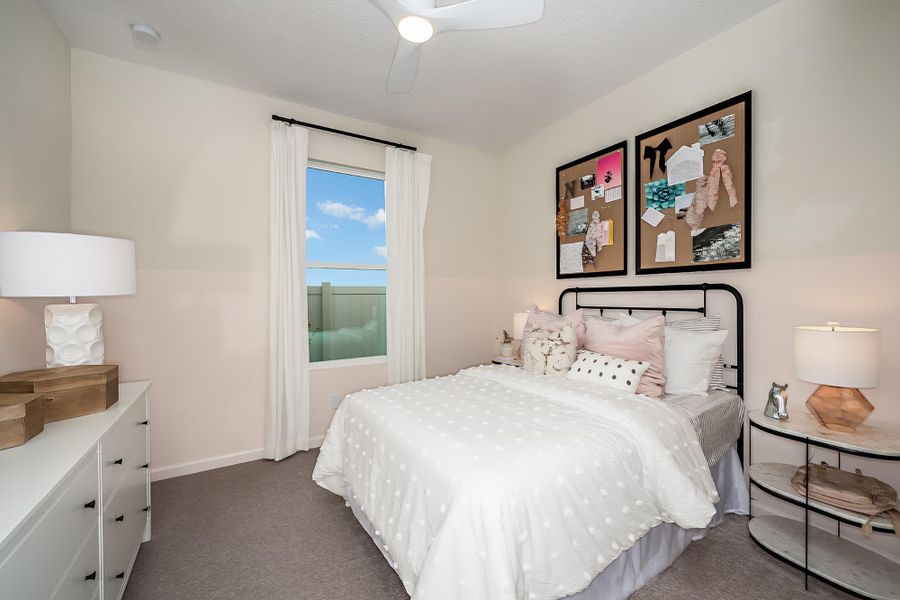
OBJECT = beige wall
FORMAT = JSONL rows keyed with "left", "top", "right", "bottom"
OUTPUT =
{"left": 45, "top": 0, "right": 900, "bottom": 559}
{"left": 496, "top": 0, "right": 900, "bottom": 560}
{"left": 0, "top": 0, "right": 71, "bottom": 372}
{"left": 69, "top": 50, "right": 499, "bottom": 479}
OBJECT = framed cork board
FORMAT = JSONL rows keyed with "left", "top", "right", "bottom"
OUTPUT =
{"left": 556, "top": 140, "right": 627, "bottom": 279}
{"left": 635, "top": 92, "right": 751, "bottom": 274}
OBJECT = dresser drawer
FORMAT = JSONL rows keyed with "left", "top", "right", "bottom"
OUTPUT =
{"left": 103, "top": 463, "right": 148, "bottom": 600}
{"left": 0, "top": 455, "right": 99, "bottom": 600}
{"left": 50, "top": 525, "right": 100, "bottom": 600}
{"left": 100, "top": 396, "right": 147, "bottom": 505}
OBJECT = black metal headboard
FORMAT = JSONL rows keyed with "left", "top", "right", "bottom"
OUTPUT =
{"left": 558, "top": 283, "right": 745, "bottom": 463}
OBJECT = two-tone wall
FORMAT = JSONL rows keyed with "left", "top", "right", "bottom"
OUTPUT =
{"left": 0, "top": 0, "right": 71, "bottom": 372}
{"left": 495, "top": 0, "right": 900, "bottom": 560}
{"left": 68, "top": 50, "right": 500, "bottom": 479}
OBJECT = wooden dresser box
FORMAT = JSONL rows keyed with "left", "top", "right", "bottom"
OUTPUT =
{"left": 0, "top": 394, "right": 46, "bottom": 450}
{"left": 0, "top": 366, "right": 118, "bottom": 423}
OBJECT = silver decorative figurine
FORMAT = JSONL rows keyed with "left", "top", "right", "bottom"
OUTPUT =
{"left": 764, "top": 382, "right": 789, "bottom": 420}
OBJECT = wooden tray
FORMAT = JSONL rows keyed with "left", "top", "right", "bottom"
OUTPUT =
{"left": 0, "top": 366, "right": 118, "bottom": 423}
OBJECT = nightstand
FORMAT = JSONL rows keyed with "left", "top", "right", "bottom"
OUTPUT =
{"left": 747, "top": 409, "right": 900, "bottom": 599}
{"left": 491, "top": 356, "right": 522, "bottom": 367}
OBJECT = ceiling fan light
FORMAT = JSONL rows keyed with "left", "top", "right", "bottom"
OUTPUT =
{"left": 398, "top": 15, "right": 433, "bottom": 43}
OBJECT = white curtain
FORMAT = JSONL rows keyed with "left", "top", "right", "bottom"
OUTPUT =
{"left": 265, "top": 121, "right": 310, "bottom": 461}
{"left": 385, "top": 147, "right": 432, "bottom": 384}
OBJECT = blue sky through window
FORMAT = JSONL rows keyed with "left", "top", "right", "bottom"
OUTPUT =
{"left": 305, "top": 167, "right": 386, "bottom": 286}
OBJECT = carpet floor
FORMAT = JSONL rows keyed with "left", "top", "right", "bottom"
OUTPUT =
{"left": 124, "top": 450, "right": 856, "bottom": 600}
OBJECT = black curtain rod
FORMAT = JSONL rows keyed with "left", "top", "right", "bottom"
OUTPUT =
{"left": 271, "top": 115, "right": 417, "bottom": 152}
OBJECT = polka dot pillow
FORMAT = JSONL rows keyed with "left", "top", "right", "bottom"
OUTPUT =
{"left": 566, "top": 351, "right": 650, "bottom": 393}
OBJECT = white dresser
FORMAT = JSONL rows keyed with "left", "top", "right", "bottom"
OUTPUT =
{"left": 0, "top": 382, "right": 151, "bottom": 600}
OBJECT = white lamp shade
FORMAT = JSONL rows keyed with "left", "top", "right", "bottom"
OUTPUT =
{"left": 513, "top": 312, "right": 529, "bottom": 340}
{"left": 0, "top": 232, "right": 136, "bottom": 298}
{"left": 794, "top": 325, "right": 880, "bottom": 389}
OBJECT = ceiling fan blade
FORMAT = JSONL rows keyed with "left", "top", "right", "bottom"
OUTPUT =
{"left": 425, "top": 0, "right": 543, "bottom": 32}
{"left": 386, "top": 38, "right": 422, "bottom": 93}
{"left": 367, "top": 0, "right": 407, "bottom": 24}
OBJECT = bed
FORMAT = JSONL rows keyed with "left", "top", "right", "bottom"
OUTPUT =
{"left": 314, "top": 284, "right": 749, "bottom": 600}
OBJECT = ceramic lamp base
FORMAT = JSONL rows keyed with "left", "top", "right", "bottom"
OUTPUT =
{"left": 44, "top": 303, "right": 105, "bottom": 367}
{"left": 805, "top": 384, "right": 873, "bottom": 432}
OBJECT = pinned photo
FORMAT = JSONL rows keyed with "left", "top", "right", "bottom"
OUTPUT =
{"left": 591, "top": 185, "right": 604, "bottom": 201}
{"left": 698, "top": 114, "right": 736, "bottom": 146}
{"left": 580, "top": 174, "right": 596, "bottom": 189}
{"left": 674, "top": 193, "right": 694, "bottom": 219}
{"left": 596, "top": 151, "right": 623, "bottom": 189}
{"left": 691, "top": 223, "right": 741, "bottom": 262}
{"left": 567, "top": 208, "right": 589, "bottom": 236}
{"left": 644, "top": 178, "right": 686, "bottom": 210}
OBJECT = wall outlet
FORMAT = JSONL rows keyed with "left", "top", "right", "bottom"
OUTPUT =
{"left": 329, "top": 393, "right": 343, "bottom": 409}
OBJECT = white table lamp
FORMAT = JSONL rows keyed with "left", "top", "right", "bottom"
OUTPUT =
{"left": 512, "top": 312, "right": 529, "bottom": 341}
{"left": 512, "top": 312, "right": 529, "bottom": 360}
{"left": 794, "top": 322, "right": 880, "bottom": 432}
{"left": 0, "top": 232, "right": 136, "bottom": 367}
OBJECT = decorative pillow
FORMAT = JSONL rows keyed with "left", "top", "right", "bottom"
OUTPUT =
{"left": 521, "top": 323, "right": 577, "bottom": 377}
{"left": 566, "top": 351, "right": 650, "bottom": 393}
{"left": 524, "top": 306, "right": 586, "bottom": 347}
{"left": 584, "top": 315, "right": 666, "bottom": 398}
{"left": 618, "top": 313, "right": 727, "bottom": 391}
{"left": 662, "top": 328, "right": 729, "bottom": 395}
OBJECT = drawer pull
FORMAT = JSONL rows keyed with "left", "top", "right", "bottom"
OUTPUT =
{"left": 84, "top": 571, "right": 97, "bottom": 581}
{"left": 115, "top": 514, "right": 125, "bottom": 522}
{"left": 140, "top": 420, "right": 149, "bottom": 425}
{"left": 143, "top": 505, "right": 151, "bottom": 512}
{"left": 84, "top": 499, "right": 96, "bottom": 509}
{"left": 115, "top": 572, "right": 125, "bottom": 580}
{"left": 113, "top": 458, "right": 123, "bottom": 465}
{"left": 142, "top": 463, "right": 149, "bottom": 469}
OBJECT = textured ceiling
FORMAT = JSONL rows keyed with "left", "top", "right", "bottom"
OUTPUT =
{"left": 42, "top": 0, "right": 777, "bottom": 152}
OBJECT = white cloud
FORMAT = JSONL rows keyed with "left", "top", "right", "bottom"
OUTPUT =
{"left": 363, "top": 208, "right": 386, "bottom": 228}
{"left": 317, "top": 201, "right": 384, "bottom": 228}
{"left": 372, "top": 246, "right": 387, "bottom": 258}
{"left": 306, "top": 229, "right": 321, "bottom": 240}
{"left": 317, "top": 201, "right": 366, "bottom": 220}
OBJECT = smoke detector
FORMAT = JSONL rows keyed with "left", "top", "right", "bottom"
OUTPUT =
{"left": 130, "top": 23, "right": 160, "bottom": 43}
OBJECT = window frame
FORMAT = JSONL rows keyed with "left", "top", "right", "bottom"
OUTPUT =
{"left": 305, "top": 160, "right": 388, "bottom": 368}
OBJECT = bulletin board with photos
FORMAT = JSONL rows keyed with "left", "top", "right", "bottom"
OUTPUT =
{"left": 635, "top": 91, "right": 751, "bottom": 274}
{"left": 555, "top": 140, "right": 627, "bottom": 278}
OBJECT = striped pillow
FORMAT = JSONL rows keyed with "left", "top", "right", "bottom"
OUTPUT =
{"left": 618, "top": 314, "right": 728, "bottom": 391}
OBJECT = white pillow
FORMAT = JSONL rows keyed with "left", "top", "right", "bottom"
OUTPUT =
{"left": 617, "top": 313, "right": 728, "bottom": 391}
{"left": 662, "top": 328, "right": 729, "bottom": 395}
{"left": 521, "top": 323, "right": 577, "bottom": 377}
{"left": 566, "top": 351, "right": 650, "bottom": 393}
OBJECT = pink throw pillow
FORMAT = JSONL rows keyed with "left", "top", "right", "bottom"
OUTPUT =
{"left": 584, "top": 315, "right": 666, "bottom": 397}
{"left": 525, "top": 306, "right": 586, "bottom": 347}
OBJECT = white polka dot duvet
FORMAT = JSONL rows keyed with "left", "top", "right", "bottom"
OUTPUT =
{"left": 313, "top": 364, "right": 717, "bottom": 600}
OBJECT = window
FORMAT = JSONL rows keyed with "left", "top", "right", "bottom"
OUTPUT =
{"left": 306, "top": 164, "right": 387, "bottom": 363}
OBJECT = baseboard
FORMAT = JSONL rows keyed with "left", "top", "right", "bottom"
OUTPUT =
{"left": 151, "top": 448, "right": 265, "bottom": 481}
{"left": 150, "top": 436, "right": 325, "bottom": 481}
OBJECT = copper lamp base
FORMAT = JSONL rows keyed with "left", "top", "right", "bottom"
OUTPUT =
{"left": 806, "top": 385, "right": 873, "bottom": 432}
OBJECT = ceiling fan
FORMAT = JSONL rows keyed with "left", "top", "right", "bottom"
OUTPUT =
{"left": 369, "top": 0, "right": 544, "bottom": 93}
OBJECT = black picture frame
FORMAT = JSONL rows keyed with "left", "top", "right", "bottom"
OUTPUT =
{"left": 634, "top": 91, "right": 752, "bottom": 275}
{"left": 555, "top": 140, "right": 628, "bottom": 279}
